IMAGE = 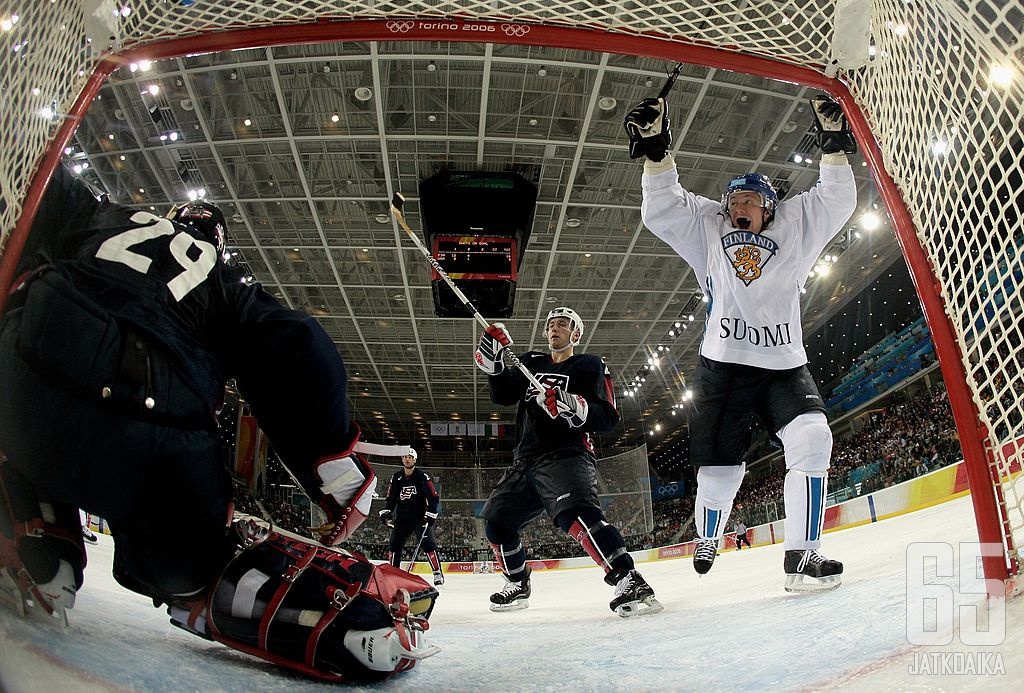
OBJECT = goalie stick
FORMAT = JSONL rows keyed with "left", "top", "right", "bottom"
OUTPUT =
{"left": 390, "top": 192, "right": 546, "bottom": 393}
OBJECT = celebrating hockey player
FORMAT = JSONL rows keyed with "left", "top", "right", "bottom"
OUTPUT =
{"left": 0, "top": 162, "right": 438, "bottom": 681}
{"left": 380, "top": 447, "right": 445, "bottom": 586}
{"left": 474, "top": 307, "right": 661, "bottom": 617}
{"left": 624, "top": 93, "right": 857, "bottom": 592}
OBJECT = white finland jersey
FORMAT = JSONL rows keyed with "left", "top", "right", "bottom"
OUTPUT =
{"left": 641, "top": 162, "right": 857, "bottom": 370}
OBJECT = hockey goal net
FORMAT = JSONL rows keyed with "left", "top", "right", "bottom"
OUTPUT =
{"left": 1, "top": 1, "right": 1022, "bottom": 591}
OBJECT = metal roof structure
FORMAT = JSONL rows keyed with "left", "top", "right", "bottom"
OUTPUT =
{"left": 68, "top": 40, "right": 904, "bottom": 456}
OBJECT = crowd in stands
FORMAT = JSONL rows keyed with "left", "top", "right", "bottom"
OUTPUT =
{"left": 729, "top": 384, "right": 961, "bottom": 529}
{"left": 230, "top": 378, "right": 964, "bottom": 563}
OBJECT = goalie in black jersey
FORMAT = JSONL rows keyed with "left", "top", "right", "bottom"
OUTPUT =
{"left": 474, "top": 307, "right": 661, "bottom": 617}
{"left": 0, "top": 162, "right": 438, "bottom": 682}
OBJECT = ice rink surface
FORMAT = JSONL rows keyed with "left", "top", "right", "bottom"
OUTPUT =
{"left": 1, "top": 494, "right": 1022, "bottom": 692}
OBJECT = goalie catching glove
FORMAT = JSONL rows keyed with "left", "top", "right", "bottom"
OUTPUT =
{"left": 535, "top": 387, "right": 589, "bottom": 428}
{"left": 623, "top": 97, "right": 671, "bottom": 161}
{"left": 474, "top": 323, "right": 513, "bottom": 375}
{"left": 810, "top": 95, "right": 857, "bottom": 156}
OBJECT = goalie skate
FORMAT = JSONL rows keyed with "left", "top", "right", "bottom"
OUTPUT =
{"left": 0, "top": 561, "right": 76, "bottom": 626}
{"left": 609, "top": 569, "right": 663, "bottom": 618}
{"left": 783, "top": 549, "right": 843, "bottom": 593}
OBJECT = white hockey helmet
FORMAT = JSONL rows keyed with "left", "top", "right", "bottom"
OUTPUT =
{"left": 404, "top": 447, "right": 418, "bottom": 461}
{"left": 545, "top": 306, "right": 584, "bottom": 346}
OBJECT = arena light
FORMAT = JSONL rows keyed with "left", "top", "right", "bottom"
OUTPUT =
{"left": 990, "top": 63, "right": 1015, "bottom": 87}
{"left": 860, "top": 211, "right": 882, "bottom": 231}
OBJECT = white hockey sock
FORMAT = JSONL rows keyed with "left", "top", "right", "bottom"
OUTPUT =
{"left": 694, "top": 464, "right": 745, "bottom": 540}
{"left": 783, "top": 469, "right": 828, "bottom": 550}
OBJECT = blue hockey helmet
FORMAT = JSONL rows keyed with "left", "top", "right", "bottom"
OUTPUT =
{"left": 720, "top": 173, "right": 778, "bottom": 225}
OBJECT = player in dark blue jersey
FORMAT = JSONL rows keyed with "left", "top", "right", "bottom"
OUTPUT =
{"left": 0, "top": 163, "right": 436, "bottom": 680}
{"left": 379, "top": 448, "right": 444, "bottom": 586}
{"left": 474, "top": 307, "right": 661, "bottom": 617}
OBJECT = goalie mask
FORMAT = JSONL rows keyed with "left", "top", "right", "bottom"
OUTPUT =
{"left": 172, "top": 200, "right": 227, "bottom": 254}
{"left": 545, "top": 307, "right": 584, "bottom": 347}
{"left": 720, "top": 173, "right": 778, "bottom": 230}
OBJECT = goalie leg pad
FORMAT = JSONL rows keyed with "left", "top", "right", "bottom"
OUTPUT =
{"left": 198, "top": 520, "right": 438, "bottom": 683}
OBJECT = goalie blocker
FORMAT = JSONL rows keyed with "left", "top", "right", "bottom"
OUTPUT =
{"left": 170, "top": 517, "right": 440, "bottom": 683}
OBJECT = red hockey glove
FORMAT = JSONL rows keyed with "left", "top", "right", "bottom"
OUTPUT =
{"left": 535, "top": 387, "right": 589, "bottom": 428}
{"left": 474, "top": 323, "right": 513, "bottom": 375}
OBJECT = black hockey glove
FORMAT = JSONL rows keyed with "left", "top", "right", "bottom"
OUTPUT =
{"left": 423, "top": 511, "right": 438, "bottom": 526}
{"left": 379, "top": 508, "right": 393, "bottom": 527}
{"left": 810, "top": 95, "right": 857, "bottom": 155}
{"left": 623, "top": 97, "right": 671, "bottom": 161}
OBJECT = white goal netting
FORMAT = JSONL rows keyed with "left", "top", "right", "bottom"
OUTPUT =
{"left": 361, "top": 445, "right": 653, "bottom": 550}
{"left": 2, "top": 1, "right": 1023, "bottom": 584}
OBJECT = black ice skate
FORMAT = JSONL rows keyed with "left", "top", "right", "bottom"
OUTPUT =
{"left": 433, "top": 570, "right": 445, "bottom": 587}
{"left": 82, "top": 526, "right": 98, "bottom": 544}
{"left": 608, "top": 569, "right": 663, "bottom": 618}
{"left": 693, "top": 538, "right": 718, "bottom": 575}
{"left": 489, "top": 567, "right": 531, "bottom": 612}
{"left": 783, "top": 549, "right": 843, "bottom": 593}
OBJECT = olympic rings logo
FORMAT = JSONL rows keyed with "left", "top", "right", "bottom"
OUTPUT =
{"left": 386, "top": 20, "right": 415, "bottom": 33}
{"left": 657, "top": 483, "right": 679, "bottom": 496}
{"left": 501, "top": 24, "right": 531, "bottom": 37}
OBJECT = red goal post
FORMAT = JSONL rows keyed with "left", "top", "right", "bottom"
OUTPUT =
{"left": 1, "top": 1, "right": 1021, "bottom": 593}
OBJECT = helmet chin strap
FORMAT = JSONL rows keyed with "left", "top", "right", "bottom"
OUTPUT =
{"left": 550, "top": 343, "right": 573, "bottom": 354}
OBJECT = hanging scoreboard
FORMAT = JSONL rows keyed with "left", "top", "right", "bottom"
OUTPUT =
{"left": 419, "top": 171, "right": 537, "bottom": 318}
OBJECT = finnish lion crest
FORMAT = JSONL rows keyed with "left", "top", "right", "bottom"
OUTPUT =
{"left": 721, "top": 231, "right": 779, "bottom": 286}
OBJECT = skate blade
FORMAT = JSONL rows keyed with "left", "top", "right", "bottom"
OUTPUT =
{"left": 615, "top": 596, "right": 664, "bottom": 618}
{"left": 784, "top": 574, "right": 842, "bottom": 593}
{"left": 0, "top": 569, "right": 70, "bottom": 625}
{"left": 489, "top": 599, "right": 529, "bottom": 612}
{"left": 27, "top": 586, "right": 70, "bottom": 626}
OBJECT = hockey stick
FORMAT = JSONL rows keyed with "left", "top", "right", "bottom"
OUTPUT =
{"left": 404, "top": 522, "right": 431, "bottom": 573}
{"left": 657, "top": 62, "right": 684, "bottom": 100}
{"left": 627, "top": 62, "right": 685, "bottom": 159}
{"left": 390, "top": 192, "right": 546, "bottom": 392}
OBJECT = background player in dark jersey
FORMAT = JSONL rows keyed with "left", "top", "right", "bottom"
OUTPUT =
{"left": 0, "top": 163, "right": 436, "bottom": 680}
{"left": 379, "top": 447, "right": 444, "bottom": 586}
{"left": 473, "top": 307, "right": 661, "bottom": 618}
